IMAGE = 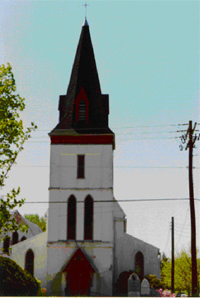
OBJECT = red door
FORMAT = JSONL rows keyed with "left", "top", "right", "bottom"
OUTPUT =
{"left": 68, "top": 266, "right": 91, "bottom": 296}
{"left": 64, "top": 249, "right": 95, "bottom": 296}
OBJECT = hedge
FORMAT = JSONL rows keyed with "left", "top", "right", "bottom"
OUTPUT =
{"left": 0, "top": 256, "right": 40, "bottom": 296}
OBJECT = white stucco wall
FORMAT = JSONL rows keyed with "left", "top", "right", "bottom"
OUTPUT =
{"left": 46, "top": 143, "right": 115, "bottom": 296}
{"left": 49, "top": 144, "right": 113, "bottom": 189}
{"left": 115, "top": 232, "right": 160, "bottom": 280}
{"left": 48, "top": 190, "right": 114, "bottom": 242}
{"left": 48, "top": 143, "right": 114, "bottom": 243}
{"left": 46, "top": 140, "right": 161, "bottom": 296}
{"left": 11, "top": 232, "right": 47, "bottom": 288}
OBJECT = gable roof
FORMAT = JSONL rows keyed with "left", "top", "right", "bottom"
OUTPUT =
{"left": 12, "top": 210, "right": 42, "bottom": 237}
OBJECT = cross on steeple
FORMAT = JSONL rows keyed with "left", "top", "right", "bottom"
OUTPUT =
{"left": 82, "top": 3, "right": 89, "bottom": 18}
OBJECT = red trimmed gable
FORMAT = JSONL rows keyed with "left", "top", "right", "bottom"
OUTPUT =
{"left": 63, "top": 248, "right": 95, "bottom": 273}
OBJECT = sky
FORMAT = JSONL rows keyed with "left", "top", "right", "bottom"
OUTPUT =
{"left": 0, "top": 0, "right": 200, "bottom": 258}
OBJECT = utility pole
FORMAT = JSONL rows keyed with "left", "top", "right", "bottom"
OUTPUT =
{"left": 171, "top": 217, "right": 174, "bottom": 294}
{"left": 180, "top": 120, "right": 198, "bottom": 296}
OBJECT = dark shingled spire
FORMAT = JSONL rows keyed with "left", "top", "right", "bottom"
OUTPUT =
{"left": 49, "top": 20, "right": 114, "bottom": 147}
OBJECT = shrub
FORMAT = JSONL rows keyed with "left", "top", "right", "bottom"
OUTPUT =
{"left": 0, "top": 256, "right": 39, "bottom": 296}
{"left": 146, "top": 274, "right": 166, "bottom": 290}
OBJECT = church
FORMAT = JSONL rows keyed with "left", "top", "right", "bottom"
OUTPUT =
{"left": 3, "top": 18, "right": 160, "bottom": 296}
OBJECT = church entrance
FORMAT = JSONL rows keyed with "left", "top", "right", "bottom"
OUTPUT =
{"left": 63, "top": 248, "right": 95, "bottom": 296}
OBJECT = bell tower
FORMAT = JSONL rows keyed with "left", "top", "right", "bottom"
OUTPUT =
{"left": 47, "top": 18, "right": 115, "bottom": 296}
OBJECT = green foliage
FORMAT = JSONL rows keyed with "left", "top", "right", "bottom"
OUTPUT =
{"left": 146, "top": 274, "right": 166, "bottom": 290}
{"left": 25, "top": 214, "right": 46, "bottom": 232}
{"left": 161, "top": 249, "right": 200, "bottom": 295}
{"left": 35, "top": 279, "right": 47, "bottom": 296}
{"left": 0, "top": 256, "right": 40, "bottom": 296}
{"left": 0, "top": 63, "right": 37, "bottom": 238}
{"left": 37, "top": 287, "right": 47, "bottom": 296}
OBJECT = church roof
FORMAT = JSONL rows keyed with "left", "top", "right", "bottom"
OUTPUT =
{"left": 49, "top": 19, "right": 114, "bottom": 139}
{"left": 11, "top": 210, "right": 42, "bottom": 237}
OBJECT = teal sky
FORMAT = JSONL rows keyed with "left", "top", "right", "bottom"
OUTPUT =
{"left": 0, "top": 0, "right": 199, "bottom": 257}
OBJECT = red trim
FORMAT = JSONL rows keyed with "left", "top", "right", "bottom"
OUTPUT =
{"left": 74, "top": 87, "right": 89, "bottom": 124}
{"left": 63, "top": 248, "right": 95, "bottom": 273}
{"left": 50, "top": 134, "right": 115, "bottom": 148}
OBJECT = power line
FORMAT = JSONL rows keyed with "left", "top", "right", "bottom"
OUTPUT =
{"left": 12, "top": 165, "right": 187, "bottom": 169}
{"left": 21, "top": 198, "right": 200, "bottom": 204}
{"left": 36, "top": 123, "right": 189, "bottom": 131}
{"left": 31, "top": 130, "right": 187, "bottom": 138}
{"left": 25, "top": 136, "right": 183, "bottom": 143}
{"left": 13, "top": 164, "right": 200, "bottom": 169}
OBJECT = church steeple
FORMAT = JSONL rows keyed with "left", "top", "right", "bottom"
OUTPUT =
{"left": 50, "top": 20, "right": 115, "bottom": 148}
{"left": 83, "top": 17, "right": 89, "bottom": 26}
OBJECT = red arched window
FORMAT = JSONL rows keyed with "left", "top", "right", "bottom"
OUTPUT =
{"left": 25, "top": 249, "right": 34, "bottom": 276}
{"left": 67, "top": 196, "right": 76, "bottom": 240}
{"left": 12, "top": 232, "right": 18, "bottom": 245}
{"left": 135, "top": 251, "right": 144, "bottom": 281}
{"left": 84, "top": 196, "right": 93, "bottom": 240}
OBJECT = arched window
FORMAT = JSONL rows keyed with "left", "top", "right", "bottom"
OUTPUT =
{"left": 67, "top": 196, "right": 76, "bottom": 240}
{"left": 25, "top": 249, "right": 34, "bottom": 276}
{"left": 12, "top": 232, "right": 18, "bottom": 245}
{"left": 20, "top": 236, "right": 27, "bottom": 242}
{"left": 135, "top": 251, "right": 144, "bottom": 281}
{"left": 3, "top": 236, "right": 10, "bottom": 253}
{"left": 79, "top": 99, "right": 86, "bottom": 121}
{"left": 84, "top": 196, "right": 93, "bottom": 240}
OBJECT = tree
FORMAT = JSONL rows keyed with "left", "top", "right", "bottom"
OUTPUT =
{"left": 161, "top": 249, "right": 200, "bottom": 296}
{"left": 24, "top": 214, "right": 46, "bottom": 232}
{"left": 0, "top": 63, "right": 37, "bottom": 238}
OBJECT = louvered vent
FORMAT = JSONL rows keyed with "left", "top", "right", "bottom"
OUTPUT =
{"left": 79, "top": 99, "right": 86, "bottom": 121}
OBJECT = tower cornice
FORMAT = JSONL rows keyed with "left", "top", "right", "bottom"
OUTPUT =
{"left": 50, "top": 134, "right": 115, "bottom": 149}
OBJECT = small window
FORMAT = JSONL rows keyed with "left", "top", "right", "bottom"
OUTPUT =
{"left": 67, "top": 196, "right": 76, "bottom": 240}
{"left": 20, "top": 236, "right": 27, "bottom": 242}
{"left": 3, "top": 236, "right": 10, "bottom": 253}
{"left": 25, "top": 249, "right": 34, "bottom": 276}
{"left": 84, "top": 196, "right": 93, "bottom": 240}
{"left": 12, "top": 231, "right": 18, "bottom": 245}
{"left": 77, "top": 155, "right": 85, "bottom": 178}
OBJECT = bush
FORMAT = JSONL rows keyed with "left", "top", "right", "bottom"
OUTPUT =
{"left": 0, "top": 256, "right": 40, "bottom": 296}
{"left": 146, "top": 274, "right": 166, "bottom": 290}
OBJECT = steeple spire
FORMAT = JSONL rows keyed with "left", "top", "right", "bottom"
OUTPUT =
{"left": 49, "top": 20, "right": 115, "bottom": 148}
{"left": 83, "top": 17, "right": 89, "bottom": 27}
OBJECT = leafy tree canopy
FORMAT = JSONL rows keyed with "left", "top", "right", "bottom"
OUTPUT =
{"left": 24, "top": 214, "right": 46, "bottom": 232}
{"left": 0, "top": 63, "right": 37, "bottom": 238}
{"left": 161, "top": 249, "right": 200, "bottom": 296}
